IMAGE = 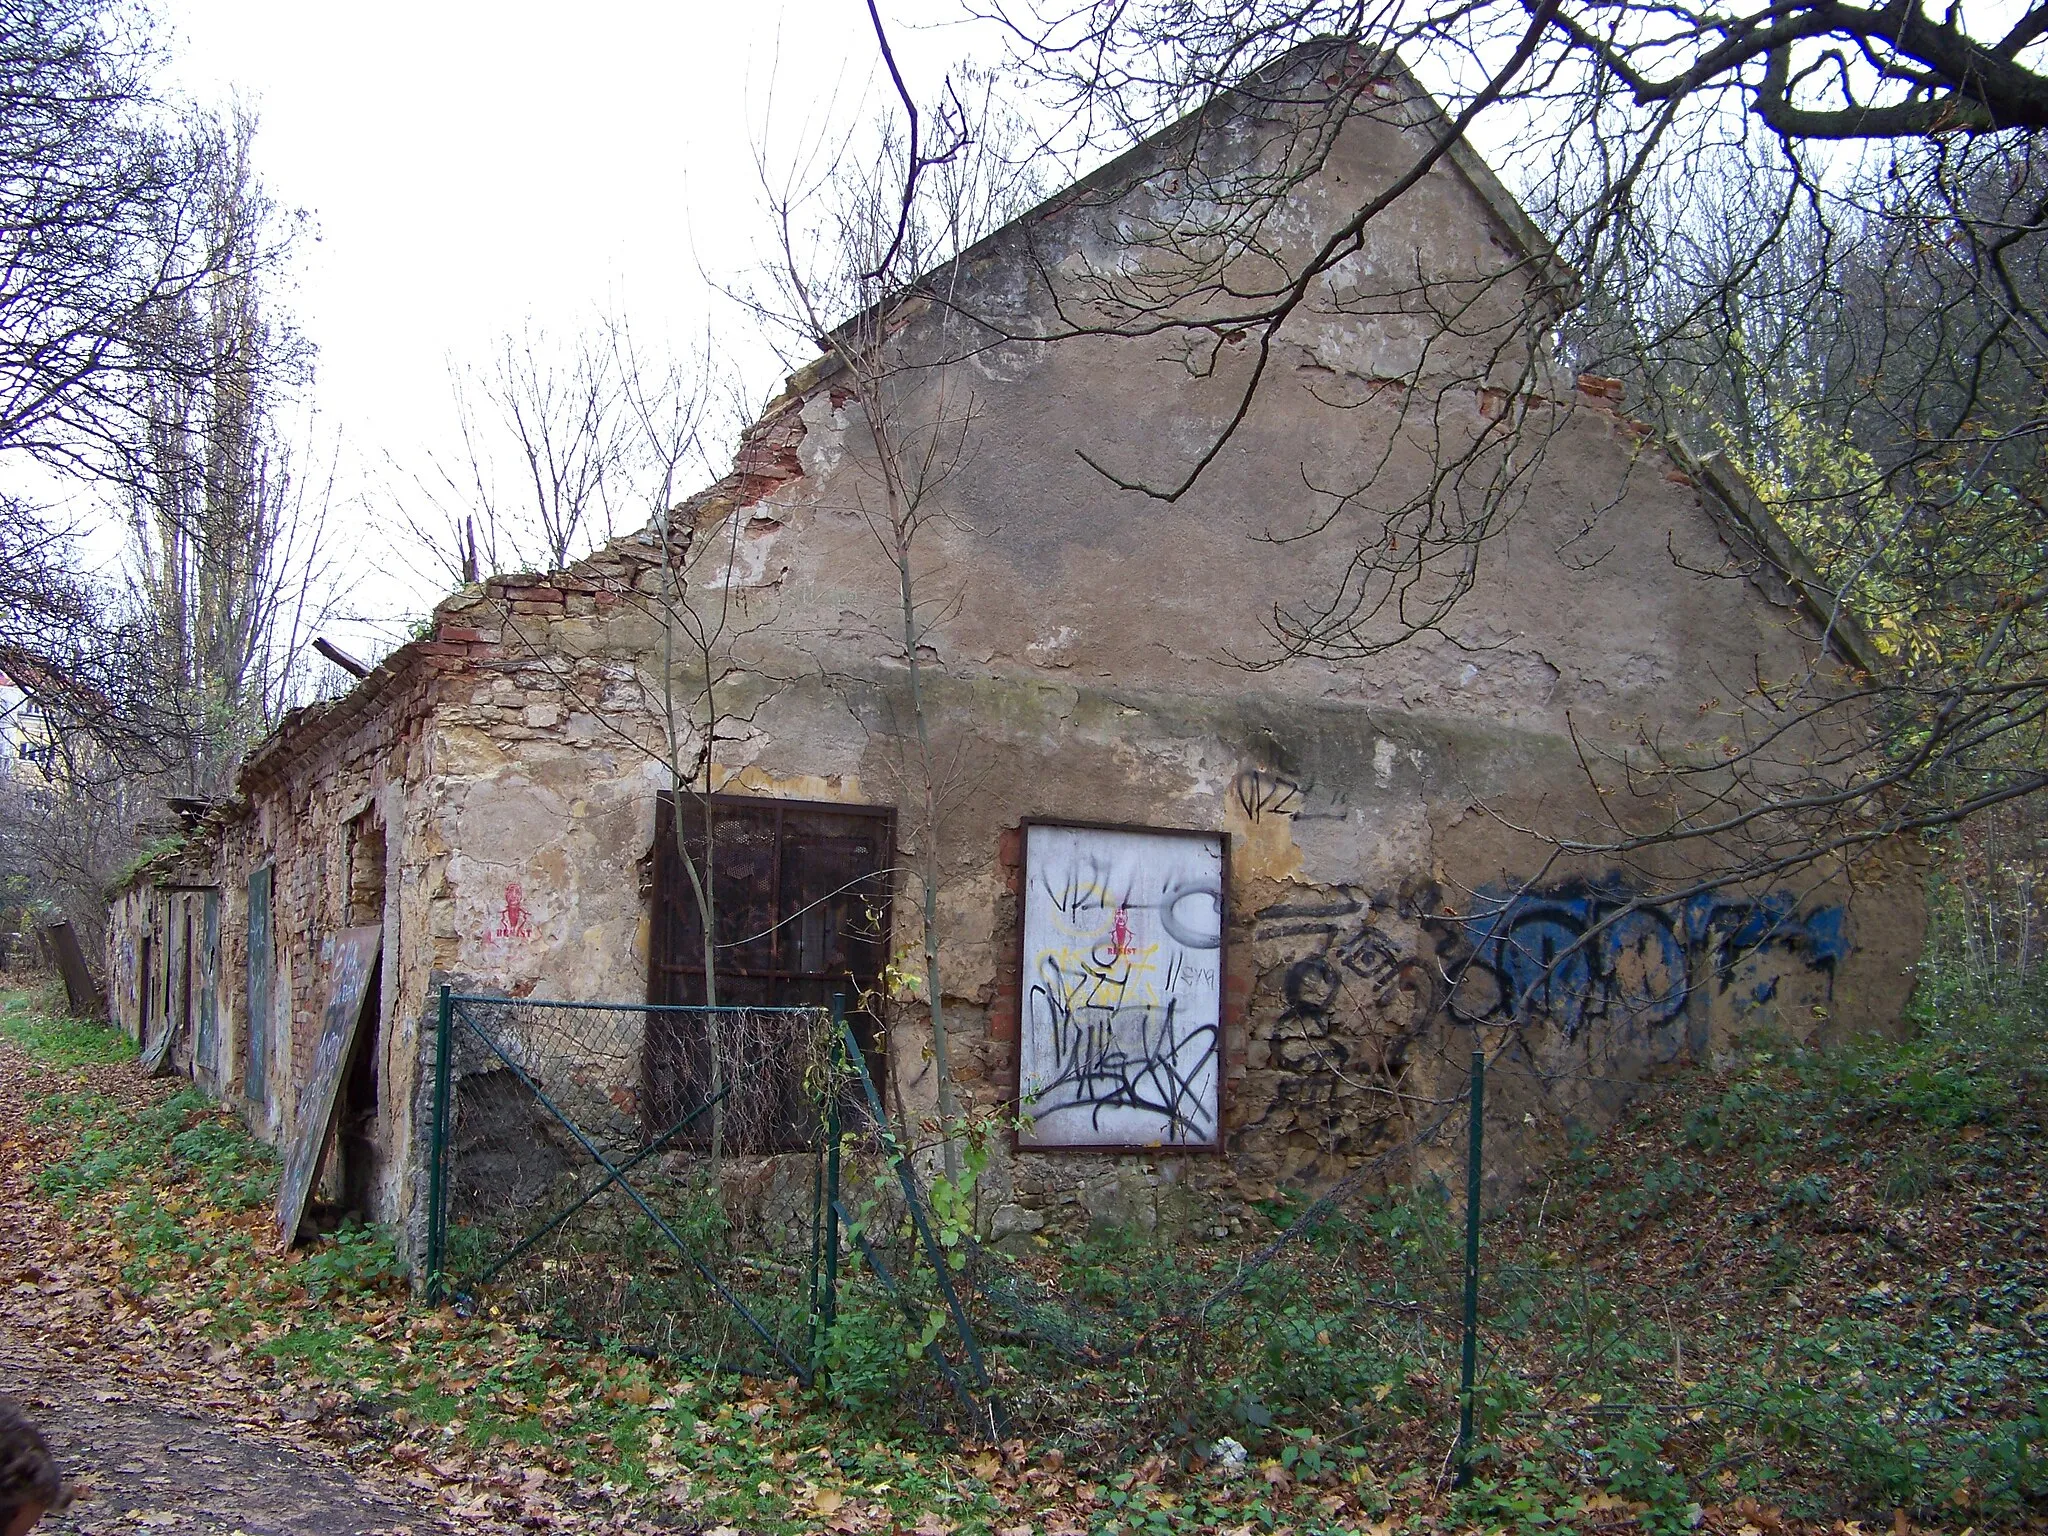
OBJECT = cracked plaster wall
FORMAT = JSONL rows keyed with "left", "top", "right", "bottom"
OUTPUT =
{"left": 106, "top": 659, "right": 438, "bottom": 1242}
{"left": 105, "top": 61, "right": 1925, "bottom": 1245}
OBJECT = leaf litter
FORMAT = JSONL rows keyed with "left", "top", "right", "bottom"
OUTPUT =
{"left": 2, "top": 986, "right": 2044, "bottom": 1534}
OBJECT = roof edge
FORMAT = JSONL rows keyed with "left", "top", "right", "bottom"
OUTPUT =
{"left": 1668, "top": 438, "right": 1885, "bottom": 677}
{"left": 802, "top": 37, "right": 1576, "bottom": 384}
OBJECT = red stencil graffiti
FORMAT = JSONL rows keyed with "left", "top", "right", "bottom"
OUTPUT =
{"left": 495, "top": 883, "right": 535, "bottom": 941}
{"left": 1110, "top": 904, "right": 1136, "bottom": 957}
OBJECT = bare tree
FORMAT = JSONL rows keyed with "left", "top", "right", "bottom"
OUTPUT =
{"left": 616, "top": 320, "right": 763, "bottom": 1186}
{"left": 0, "top": 0, "right": 254, "bottom": 756}
{"left": 0, "top": 79, "right": 332, "bottom": 962}
{"left": 0, "top": 0, "right": 218, "bottom": 475}
{"left": 388, "top": 320, "right": 643, "bottom": 586}
{"left": 427, "top": 314, "right": 781, "bottom": 1192}
{"left": 953, "top": 3, "right": 2048, "bottom": 910}
{"left": 731, "top": 35, "right": 1044, "bottom": 1176}
{"left": 124, "top": 103, "right": 339, "bottom": 795}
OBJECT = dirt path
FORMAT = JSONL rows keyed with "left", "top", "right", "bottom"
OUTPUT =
{"left": 0, "top": 1026, "right": 705, "bottom": 1536}
{"left": 2, "top": 1325, "right": 426, "bottom": 1536}
{"left": 0, "top": 1033, "right": 448, "bottom": 1536}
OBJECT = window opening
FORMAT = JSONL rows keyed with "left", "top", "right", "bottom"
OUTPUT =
{"left": 646, "top": 791, "right": 894, "bottom": 1149}
{"left": 246, "top": 865, "right": 273, "bottom": 1108}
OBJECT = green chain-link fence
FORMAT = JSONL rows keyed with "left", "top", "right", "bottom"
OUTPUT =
{"left": 423, "top": 990, "right": 993, "bottom": 1420}
{"left": 424, "top": 990, "right": 865, "bottom": 1381}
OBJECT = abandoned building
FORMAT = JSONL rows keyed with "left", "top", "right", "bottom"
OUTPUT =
{"left": 106, "top": 46, "right": 1924, "bottom": 1260}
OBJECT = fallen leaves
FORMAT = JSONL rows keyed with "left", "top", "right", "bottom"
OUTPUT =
{"left": 8, "top": 994, "right": 2041, "bottom": 1536}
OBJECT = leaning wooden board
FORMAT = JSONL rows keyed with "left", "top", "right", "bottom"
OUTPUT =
{"left": 41, "top": 919, "right": 105, "bottom": 1019}
{"left": 275, "top": 925, "right": 382, "bottom": 1249}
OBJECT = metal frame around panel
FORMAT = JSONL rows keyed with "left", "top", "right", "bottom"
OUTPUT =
{"left": 1010, "top": 816, "right": 1231, "bottom": 1157}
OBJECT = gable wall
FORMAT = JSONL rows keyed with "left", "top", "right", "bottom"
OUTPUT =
{"left": 101, "top": 66, "right": 1927, "bottom": 1245}
{"left": 590, "top": 69, "right": 1928, "bottom": 1216}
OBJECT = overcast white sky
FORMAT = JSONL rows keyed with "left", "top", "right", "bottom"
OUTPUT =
{"left": 154, "top": 0, "right": 993, "bottom": 648}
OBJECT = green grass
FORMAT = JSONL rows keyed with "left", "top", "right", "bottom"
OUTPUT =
{"left": 0, "top": 988, "right": 135, "bottom": 1066}
{"left": 4, "top": 955, "right": 2044, "bottom": 1534}
{"left": 0, "top": 986, "right": 1009, "bottom": 1534}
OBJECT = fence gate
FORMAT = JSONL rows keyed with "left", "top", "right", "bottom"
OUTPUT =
{"left": 425, "top": 990, "right": 848, "bottom": 1382}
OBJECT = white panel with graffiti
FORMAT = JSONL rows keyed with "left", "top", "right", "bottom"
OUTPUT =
{"left": 1018, "top": 823, "right": 1225, "bottom": 1149}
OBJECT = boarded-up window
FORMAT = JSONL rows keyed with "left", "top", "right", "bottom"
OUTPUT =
{"left": 646, "top": 792, "right": 893, "bottom": 1148}
{"left": 247, "top": 865, "right": 274, "bottom": 1108}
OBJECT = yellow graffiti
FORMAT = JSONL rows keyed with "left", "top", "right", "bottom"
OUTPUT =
{"left": 1033, "top": 939, "right": 1164, "bottom": 1011}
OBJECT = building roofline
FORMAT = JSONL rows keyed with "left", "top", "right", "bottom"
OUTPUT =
{"left": 1668, "top": 438, "right": 1885, "bottom": 677}
{"left": 195, "top": 62, "right": 1861, "bottom": 810}
{"left": 790, "top": 37, "right": 1574, "bottom": 391}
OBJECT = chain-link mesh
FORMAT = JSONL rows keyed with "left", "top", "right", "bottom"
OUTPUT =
{"left": 425, "top": 992, "right": 1481, "bottom": 1435}
{"left": 427, "top": 995, "right": 847, "bottom": 1379}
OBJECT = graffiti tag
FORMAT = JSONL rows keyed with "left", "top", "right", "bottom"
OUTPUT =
{"left": 1257, "top": 875, "right": 1848, "bottom": 1048}
{"left": 1019, "top": 825, "right": 1225, "bottom": 1148}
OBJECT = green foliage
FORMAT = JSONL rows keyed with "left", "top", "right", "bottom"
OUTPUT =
{"left": 1592, "top": 1414, "right": 1696, "bottom": 1534}
{"left": 7, "top": 938, "right": 2044, "bottom": 1533}
{"left": 170, "top": 1116, "right": 279, "bottom": 1209}
{"left": 106, "top": 833, "right": 188, "bottom": 895}
{"left": 922, "top": 1128, "right": 987, "bottom": 1272}
{"left": 817, "top": 1283, "right": 920, "bottom": 1410}
{"left": 1450, "top": 1450, "right": 1573, "bottom": 1532}
{"left": 1775, "top": 1171, "right": 1832, "bottom": 1212}
{"left": 37, "top": 1087, "right": 222, "bottom": 1207}
{"left": 1604, "top": 1155, "right": 1702, "bottom": 1230}
{"left": 0, "top": 993, "right": 134, "bottom": 1065}
{"left": 300, "top": 1220, "right": 408, "bottom": 1299}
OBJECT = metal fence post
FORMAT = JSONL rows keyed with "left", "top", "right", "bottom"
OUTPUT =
{"left": 817, "top": 996, "right": 845, "bottom": 1370}
{"left": 426, "top": 984, "right": 454, "bottom": 1305}
{"left": 1454, "top": 1047, "right": 1485, "bottom": 1487}
{"left": 808, "top": 1085, "right": 827, "bottom": 1373}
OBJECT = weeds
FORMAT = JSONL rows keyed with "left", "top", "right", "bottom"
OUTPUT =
{"left": 3, "top": 944, "right": 2044, "bottom": 1534}
{"left": 1, "top": 988, "right": 134, "bottom": 1065}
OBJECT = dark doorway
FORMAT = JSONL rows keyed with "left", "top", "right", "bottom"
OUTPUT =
{"left": 335, "top": 815, "right": 387, "bottom": 1217}
{"left": 337, "top": 958, "right": 381, "bottom": 1215}
{"left": 139, "top": 934, "right": 155, "bottom": 1046}
{"left": 645, "top": 791, "right": 893, "bottom": 1147}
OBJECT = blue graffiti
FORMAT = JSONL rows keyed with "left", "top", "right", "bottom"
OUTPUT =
{"left": 1447, "top": 876, "right": 1847, "bottom": 1040}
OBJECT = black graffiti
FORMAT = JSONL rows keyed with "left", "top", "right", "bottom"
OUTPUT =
{"left": 1026, "top": 853, "right": 1223, "bottom": 1143}
{"left": 1231, "top": 765, "right": 1351, "bottom": 823}
{"left": 1233, "top": 767, "right": 1307, "bottom": 821}
{"left": 1258, "top": 887, "right": 1439, "bottom": 1085}
{"left": 1159, "top": 877, "right": 1224, "bottom": 949}
{"left": 1026, "top": 975, "right": 1219, "bottom": 1144}
{"left": 1257, "top": 875, "right": 1849, "bottom": 1046}
{"left": 1035, "top": 863, "right": 1223, "bottom": 952}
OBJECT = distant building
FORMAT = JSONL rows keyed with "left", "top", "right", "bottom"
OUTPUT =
{"left": 0, "top": 672, "right": 55, "bottom": 784}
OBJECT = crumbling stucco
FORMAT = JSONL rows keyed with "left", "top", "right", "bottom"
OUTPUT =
{"left": 104, "top": 58, "right": 1924, "bottom": 1255}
